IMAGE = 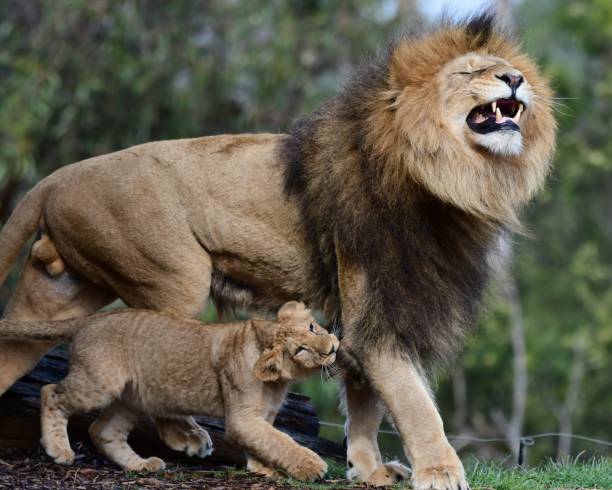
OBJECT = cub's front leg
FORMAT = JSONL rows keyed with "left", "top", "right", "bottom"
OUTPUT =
{"left": 245, "top": 407, "right": 283, "bottom": 478}
{"left": 226, "top": 412, "right": 327, "bottom": 481}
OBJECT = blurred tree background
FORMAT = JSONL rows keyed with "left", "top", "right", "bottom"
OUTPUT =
{"left": 0, "top": 0, "right": 610, "bottom": 466}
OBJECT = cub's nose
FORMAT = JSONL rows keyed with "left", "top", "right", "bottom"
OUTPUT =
{"left": 496, "top": 73, "right": 524, "bottom": 89}
{"left": 327, "top": 345, "right": 337, "bottom": 356}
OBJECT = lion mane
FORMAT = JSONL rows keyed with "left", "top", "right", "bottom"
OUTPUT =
{"left": 281, "top": 13, "right": 556, "bottom": 366}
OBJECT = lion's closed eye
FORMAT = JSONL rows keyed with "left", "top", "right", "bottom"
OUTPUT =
{"left": 453, "top": 68, "right": 487, "bottom": 76}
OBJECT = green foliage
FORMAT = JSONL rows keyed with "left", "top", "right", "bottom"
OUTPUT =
{"left": 0, "top": 0, "right": 610, "bottom": 467}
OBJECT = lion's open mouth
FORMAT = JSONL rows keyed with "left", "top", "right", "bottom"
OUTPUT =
{"left": 467, "top": 98, "right": 524, "bottom": 134}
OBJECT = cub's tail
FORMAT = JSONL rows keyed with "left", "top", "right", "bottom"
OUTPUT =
{"left": 0, "top": 178, "right": 55, "bottom": 287}
{"left": 0, "top": 317, "right": 82, "bottom": 342}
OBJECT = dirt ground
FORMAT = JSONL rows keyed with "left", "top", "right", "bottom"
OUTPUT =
{"left": 0, "top": 446, "right": 359, "bottom": 490}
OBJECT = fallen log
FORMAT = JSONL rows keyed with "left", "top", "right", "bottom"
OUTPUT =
{"left": 0, "top": 349, "right": 345, "bottom": 468}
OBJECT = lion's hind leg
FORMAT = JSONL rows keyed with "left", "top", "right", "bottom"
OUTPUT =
{"left": 89, "top": 402, "right": 165, "bottom": 472}
{"left": 0, "top": 254, "right": 115, "bottom": 398}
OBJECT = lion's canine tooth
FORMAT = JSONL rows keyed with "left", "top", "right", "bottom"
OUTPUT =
{"left": 513, "top": 104, "right": 524, "bottom": 123}
{"left": 495, "top": 107, "right": 503, "bottom": 123}
{"left": 491, "top": 101, "right": 497, "bottom": 113}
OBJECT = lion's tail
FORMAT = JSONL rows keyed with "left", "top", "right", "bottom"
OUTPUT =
{"left": 0, "top": 178, "right": 55, "bottom": 287}
{"left": 0, "top": 317, "right": 82, "bottom": 342}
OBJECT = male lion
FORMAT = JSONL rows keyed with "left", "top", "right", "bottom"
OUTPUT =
{"left": 0, "top": 14, "right": 555, "bottom": 489}
{"left": 0, "top": 301, "right": 337, "bottom": 480}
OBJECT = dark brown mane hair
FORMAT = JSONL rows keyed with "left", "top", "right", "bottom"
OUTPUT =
{"left": 280, "top": 13, "right": 526, "bottom": 367}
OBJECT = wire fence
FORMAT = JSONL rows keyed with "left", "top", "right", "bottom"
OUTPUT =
{"left": 317, "top": 420, "right": 612, "bottom": 466}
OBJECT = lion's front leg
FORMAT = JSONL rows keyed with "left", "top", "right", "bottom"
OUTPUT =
{"left": 363, "top": 349, "right": 469, "bottom": 490}
{"left": 246, "top": 455, "right": 283, "bottom": 479}
{"left": 341, "top": 377, "right": 411, "bottom": 486}
{"left": 336, "top": 246, "right": 467, "bottom": 489}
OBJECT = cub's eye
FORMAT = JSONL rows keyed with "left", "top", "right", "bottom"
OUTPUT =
{"left": 295, "top": 346, "right": 309, "bottom": 355}
{"left": 309, "top": 323, "right": 315, "bottom": 333}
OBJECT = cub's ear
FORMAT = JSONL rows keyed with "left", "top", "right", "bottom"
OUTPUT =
{"left": 278, "top": 301, "right": 307, "bottom": 321}
{"left": 254, "top": 346, "right": 283, "bottom": 382}
{"left": 251, "top": 319, "right": 278, "bottom": 347}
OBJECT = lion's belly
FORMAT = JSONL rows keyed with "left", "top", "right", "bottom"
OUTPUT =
{"left": 184, "top": 136, "right": 317, "bottom": 309}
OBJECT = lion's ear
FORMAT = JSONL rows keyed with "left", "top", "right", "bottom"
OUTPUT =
{"left": 254, "top": 346, "right": 283, "bottom": 382}
{"left": 278, "top": 301, "right": 306, "bottom": 321}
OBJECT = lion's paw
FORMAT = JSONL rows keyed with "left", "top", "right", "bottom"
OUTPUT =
{"left": 412, "top": 464, "right": 470, "bottom": 490}
{"left": 142, "top": 457, "right": 166, "bottom": 472}
{"left": 363, "top": 461, "right": 411, "bottom": 486}
{"left": 247, "top": 458, "right": 284, "bottom": 479}
{"left": 126, "top": 456, "right": 166, "bottom": 472}
{"left": 288, "top": 448, "right": 327, "bottom": 481}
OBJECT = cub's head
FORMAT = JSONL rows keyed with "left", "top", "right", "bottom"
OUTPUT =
{"left": 253, "top": 301, "right": 339, "bottom": 382}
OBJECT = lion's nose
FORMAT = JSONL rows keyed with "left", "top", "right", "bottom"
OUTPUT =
{"left": 496, "top": 73, "right": 524, "bottom": 89}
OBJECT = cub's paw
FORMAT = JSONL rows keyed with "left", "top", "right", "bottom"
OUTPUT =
{"left": 126, "top": 457, "right": 166, "bottom": 472}
{"left": 366, "top": 461, "right": 411, "bottom": 486}
{"left": 412, "top": 465, "right": 470, "bottom": 490}
{"left": 158, "top": 419, "right": 213, "bottom": 458}
{"left": 45, "top": 445, "right": 75, "bottom": 466}
{"left": 288, "top": 448, "right": 327, "bottom": 481}
{"left": 184, "top": 426, "right": 214, "bottom": 458}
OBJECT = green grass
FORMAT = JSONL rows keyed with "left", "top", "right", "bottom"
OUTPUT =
{"left": 277, "top": 458, "right": 612, "bottom": 489}
{"left": 466, "top": 458, "right": 612, "bottom": 490}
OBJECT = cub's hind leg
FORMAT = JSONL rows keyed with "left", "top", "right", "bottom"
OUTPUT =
{"left": 156, "top": 416, "right": 213, "bottom": 459}
{"left": 89, "top": 402, "right": 165, "bottom": 472}
{"left": 40, "top": 384, "right": 75, "bottom": 465}
{"left": 40, "top": 365, "right": 126, "bottom": 465}
{"left": 111, "top": 245, "right": 215, "bottom": 462}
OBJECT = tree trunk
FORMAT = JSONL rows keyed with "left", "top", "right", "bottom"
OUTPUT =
{"left": 505, "top": 269, "right": 528, "bottom": 463}
{"left": 557, "top": 341, "right": 586, "bottom": 459}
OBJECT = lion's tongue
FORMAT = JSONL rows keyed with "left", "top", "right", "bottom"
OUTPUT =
{"left": 473, "top": 112, "right": 488, "bottom": 124}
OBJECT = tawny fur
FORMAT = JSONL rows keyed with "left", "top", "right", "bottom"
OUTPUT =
{"left": 0, "top": 13, "right": 555, "bottom": 490}
{"left": 1, "top": 302, "right": 338, "bottom": 480}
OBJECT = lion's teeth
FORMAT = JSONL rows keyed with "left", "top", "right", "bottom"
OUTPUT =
{"left": 491, "top": 101, "right": 497, "bottom": 113}
{"left": 495, "top": 107, "right": 503, "bottom": 123}
{"left": 513, "top": 104, "right": 524, "bottom": 123}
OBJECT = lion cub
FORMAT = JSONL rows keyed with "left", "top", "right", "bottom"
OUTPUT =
{"left": 1, "top": 301, "right": 338, "bottom": 480}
